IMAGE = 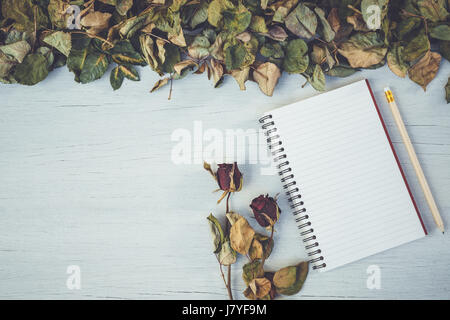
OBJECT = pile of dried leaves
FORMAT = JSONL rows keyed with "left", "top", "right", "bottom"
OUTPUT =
{"left": 204, "top": 162, "right": 309, "bottom": 300}
{"left": 0, "top": 1, "right": 449, "bottom": 101}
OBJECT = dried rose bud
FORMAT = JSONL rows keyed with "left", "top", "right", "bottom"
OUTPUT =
{"left": 216, "top": 163, "right": 243, "bottom": 192}
{"left": 204, "top": 162, "right": 244, "bottom": 204}
{"left": 250, "top": 195, "right": 281, "bottom": 228}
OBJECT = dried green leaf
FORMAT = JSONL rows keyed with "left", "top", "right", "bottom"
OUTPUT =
{"left": 0, "top": 51, "right": 16, "bottom": 78}
{"left": 403, "top": 30, "right": 431, "bottom": 63}
{"left": 4, "top": 30, "right": 33, "bottom": 45}
{"left": 225, "top": 43, "right": 247, "bottom": 70}
{"left": 250, "top": 16, "right": 268, "bottom": 33}
{"left": 43, "top": 31, "right": 72, "bottom": 57}
{"left": 188, "top": 35, "right": 211, "bottom": 60}
{"left": 430, "top": 25, "right": 450, "bottom": 41}
{"left": 190, "top": 1, "right": 209, "bottom": 29}
{"left": 224, "top": 36, "right": 258, "bottom": 71}
{"left": 207, "top": 0, "right": 234, "bottom": 28}
{"left": 78, "top": 52, "right": 110, "bottom": 84}
{"left": 417, "top": 0, "right": 449, "bottom": 22}
{"left": 13, "top": 53, "right": 49, "bottom": 85}
{"left": 273, "top": 261, "right": 309, "bottom": 296}
{"left": 304, "top": 64, "right": 326, "bottom": 92}
{"left": 326, "top": 65, "right": 358, "bottom": 77}
{"left": 110, "top": 66, "right": 125, "bottom": 90}
{"left": 338, "top": 32, "right": 387, "bottom": 68}
{"left": 0, "top": 40, "right": 31, "bottom": 63}
{"left": 315, "top": 7, "right": 335, "bottom": 42}
{"left": 272, "top": 0, "right": 300, "bottom": 23}
{"left": 218, "top": 239, "right": 237, "bottom": 265}
{"left": 1, "top": 0, "right": 49, "bottom": 31}
{"left": 242, "top": 260, "right": 264, "bottom": 286}
{"left": 223, "top": 4, "right": 252, "bottom": 34}
{"left": 387, "top": 44, "right": 408, "bottom": 78}
{"left": 36, "top": 47, "right": 55, "bottom": 69}
{"left": 395, "top": 17, "right": 422, "bottom": 40}
{"left": 282, "top": 39, "right": 309, "bottom": 74}
{"left": 111, "top": 40, "right": 146, "bottom": 66}
{"left": 207, "top": 213, "right": 225, "bottom": 253}
{"left": 161, "top": 43, "right": 181, "bottom": 73}
{"left": 285, "top": 3, "right": 317, "bottom": 39}
{"left": 118, "top": 13, "right": 152, "bottom": 40}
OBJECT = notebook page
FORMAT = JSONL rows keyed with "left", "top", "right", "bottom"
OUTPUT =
{"left": 267, "top": 80, "right": 426, "bottom": 272}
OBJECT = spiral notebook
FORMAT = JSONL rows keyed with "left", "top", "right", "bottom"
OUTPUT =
{"left": 259, "top": 79, "right": 427, "bottom": 272}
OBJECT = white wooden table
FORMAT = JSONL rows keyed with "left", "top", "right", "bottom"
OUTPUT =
{"left": 1, "top": 60, "right": 449, "bottom": 300}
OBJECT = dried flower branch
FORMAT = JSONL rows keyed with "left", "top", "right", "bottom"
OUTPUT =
{"left": 204, "top": 162, "right": 309, "bottom": 300}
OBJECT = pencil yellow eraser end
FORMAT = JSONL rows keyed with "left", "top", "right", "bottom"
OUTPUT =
{"left": 384, "top": 87, "right": 394, "bottom": 102}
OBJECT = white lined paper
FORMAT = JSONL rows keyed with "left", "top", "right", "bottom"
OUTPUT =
{"left": 265, "top": 80, "right": 426, "bottom": 272}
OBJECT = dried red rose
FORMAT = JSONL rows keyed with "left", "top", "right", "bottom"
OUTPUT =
{"left": 204, "top": 162, "right": 243, "bottom": 204}
{"left": 216, "top": 163, "right": 243, "bottom": 192}
{"left": 250, "top": 195, "right": 281, "bottom": 228}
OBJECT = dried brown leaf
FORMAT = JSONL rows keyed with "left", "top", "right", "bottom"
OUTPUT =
{"left": 80, "top": 11, "right": 112, "bottom": 35}
{"left": 229, "top": 216, "right": 255, "bottom": 255}
{"left": 150, "top": 77, "right": 169, "bottom": 93}
{"left": 253, "top": 62, "right": 281, "bottom": 97}
{"left": 408, "top": 51, "right": 441, "bottom": 91}
{"left": 249, "top": 278, "right": 272, "bottom": 299}
{"left": 231, "top": 67, "right": 250, "bottom": 90}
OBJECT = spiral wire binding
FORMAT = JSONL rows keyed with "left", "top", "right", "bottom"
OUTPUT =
{"left": 259, "top": 115, "right": 326, "bottom": 270}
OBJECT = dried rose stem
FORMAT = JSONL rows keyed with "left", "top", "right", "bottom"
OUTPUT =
{"left": 226, "top": 192, "right": 231, "bottom": 213}
{"left": 218, "top": 262, "right": 233, "bottom": 300}
{"left": 168, "top": 74, "right": 173, "bottom": 100}
{"left": 347, "top": 4, "right": 362, "bottom": 15}
{"left": 146, "top": 32, "right": 171, "bottom": 43}
{"left": 225, "top": 192, "right": 233, "bottom": 300}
